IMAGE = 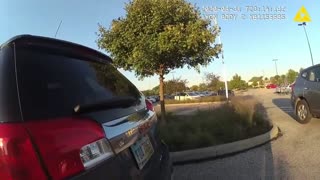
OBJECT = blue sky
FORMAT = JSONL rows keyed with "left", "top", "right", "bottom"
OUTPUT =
{"left": 1, "top": 0, "right": 319, "bottom": 90}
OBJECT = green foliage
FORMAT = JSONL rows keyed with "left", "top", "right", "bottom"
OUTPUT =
{"left": 144, "top": 78, "right": 188, "bottom": 95}
{"left": 249, "top": 76, "right": 264, "bottom": 87}
{"left": 299, "top": 67, "right": 304, "bottom": 73}
{"left": 252, "top": 81, "right": 258, "bottom": 87}
{"left": 229, "top": 74, "right": 247, "bottom": 90}
{"left": 97, "top": 0, "right": 221, "bottom": 78}
{"left": 286, "top": 69, "right": 299, "bottom": 83}
{"left": 273, "top": 75, "right": 281, "bottom": 85}
{"left": 97, "top": 0, "right": 221, "bottom": 122}
{"left": 141, "top": 90, "right": 154, "bottom": 96}
{"left": 159, "top": 96, "right": 271, "bottom": 151}
{"left": 205, "top": 73, "right": 224, "bottom": 91}
{"left": 269, "top": 69, "right": 298, "bottom": 85}
{"left": 198, "top": 83, "right": 207, "bottom": 91}
{"left": 164, "top": 77, "right": 188, "bottom": 95}
{"left": 190, "top": 85, "right": 199, "bottom": 91}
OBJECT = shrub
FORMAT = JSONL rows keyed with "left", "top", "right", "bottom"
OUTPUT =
{"left": 159, "top": 96, "right": 271, "bottom": 152}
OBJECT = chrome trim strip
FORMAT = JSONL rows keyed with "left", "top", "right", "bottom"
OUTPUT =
{"left": 102, "top": 111, "right": 156, "bottom": 154}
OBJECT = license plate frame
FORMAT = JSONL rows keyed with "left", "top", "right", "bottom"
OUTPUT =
{"left": 130, "top": 135, "right": 154, "bottom": 170}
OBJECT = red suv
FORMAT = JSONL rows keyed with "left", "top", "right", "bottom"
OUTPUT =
{"left": 0, "top": 35, "right": 172, "bottom": 180}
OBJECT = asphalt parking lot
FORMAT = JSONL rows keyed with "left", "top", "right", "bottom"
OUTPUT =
{"left": 172, "top": 89, "right": 320, "bottom": 180}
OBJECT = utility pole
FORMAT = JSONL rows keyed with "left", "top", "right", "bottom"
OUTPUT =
{"left": 171, "top": 71, "right": 176, "bottom": 80}
{"left": 298, "top": 22, "right": 314, "bottom": 66}
{"left": 272, "top": 59, "right": 279, "bottom": 76}
{"left": 212, "top": 18, "right": 229, "bottom": 100}
{"left": 171, "top": 71, "right": 176, "bottom": 95}
{"left": 54, "top": 20, "right": 63, "bottom": 38}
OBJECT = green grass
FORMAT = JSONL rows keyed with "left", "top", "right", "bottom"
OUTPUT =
{"left": 159, "top": 96, "right": 271, "bottom": 152}
{"left": 164, "top": 96, "right": 226, "bottom": 104}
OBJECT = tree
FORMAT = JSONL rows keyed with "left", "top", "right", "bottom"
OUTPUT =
{"left": 264, "top": 77, "right": 268, "bottom": 81}
{"left": 249, "top": 76, "right": 263, "bottom": 87}
{"left": 205, "top": 73, "right": 224, "bottom": 91}
{"left": 152, "top": 85, "right": 159, "bottom": 95}
{"left": 273, "top": 75, "right": 281, "bottom": 85}
{"left": 286, "top": 69, "right": 299, "bottom": 83}
{"left": 198, "top": 83, "right": 207, "bottom": 91}
{"left": 141, "top": 90, "right": 154, "bottom": 96}
{"left": 280, "top": 74, "right": 286, "bottom": 85}
{"left": 190, "top": 85, "right": 199, "bottom": 91}
{"left": 229, "top": 74, "right": 247, "bottom": 90}
{"left": 299, "top": 68, "right": 304, "bottom": 73}
{"left": 164, "top": 77, "right": 188, "bottom": 95}
{"left": 252, "top": 81, "right": 258, "bottom": 87}
{"left": 97, "top": 0, "right": 221, "bottom": 122}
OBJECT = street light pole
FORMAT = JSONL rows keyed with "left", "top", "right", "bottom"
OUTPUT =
{"left": 272, "top": 59, "right": 278, "bottom": 76}
{"left": 171, "top": 71, "right": 176, "bottom": 95}
{"left": 54, "top": 20, "right": 63, "bottom": 38}
{"left": 212, "top": 18, "right": 229, "bottom": 100}
{"left": 171, "top": 71, "right": 176, "bottom": 80}
{"left": 298, "top": 22, "right": 314, "bottom": 66}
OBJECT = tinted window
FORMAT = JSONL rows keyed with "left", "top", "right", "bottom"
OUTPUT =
{"left": 308, "top": 67, "right": 320, "bottom": 82}
{"left": 16, "top": 48, "right": 142, "bottom": 121}
{"left": 301, "top": 71, "right": 308, "bottom": 79}
{"left": 0, "top": 46, "right": 21, "bottom": 122}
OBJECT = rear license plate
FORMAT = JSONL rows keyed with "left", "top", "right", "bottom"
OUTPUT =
{"left": 130, "top": 135, "right": 154, "bottom": 170}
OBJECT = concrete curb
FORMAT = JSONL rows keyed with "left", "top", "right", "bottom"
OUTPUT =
{"left": 170, "top": 124, "right": 280, "bottom": 164}
{"left": 155, "top": 101, "right": 224, "bottom": 107}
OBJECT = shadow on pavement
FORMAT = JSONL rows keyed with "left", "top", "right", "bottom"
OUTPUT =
{"left": 272, "top": 98, "right": 296, "bottom": 120}
{"left": 173, "top": 142, "right": 289, "bottom": 180}
{"left": 172, "top": 95, "right": 290, "bottom": 179}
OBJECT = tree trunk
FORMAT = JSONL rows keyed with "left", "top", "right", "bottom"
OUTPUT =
{"left": 159, "top": 67, "right": 166, "bottom": 123}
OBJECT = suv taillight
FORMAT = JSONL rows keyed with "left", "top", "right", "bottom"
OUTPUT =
{"left": 0, "top": 124, "right": 47, "bottom": 180}
{"left": 145, "top": 99, "right": 154, "bottom": 111}
{"left": 80, "top": 138, "right": 113, "bottom": 169}
{"left": 24, "top": 117, "right": 113, "bottom": 180}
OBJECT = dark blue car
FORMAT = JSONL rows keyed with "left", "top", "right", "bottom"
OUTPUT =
{"left": 291, "top": 64, "right": 320, "bottom": 124}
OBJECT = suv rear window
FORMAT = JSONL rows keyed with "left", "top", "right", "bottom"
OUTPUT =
{"left": 16, "top": 47, "right": 142, "bottom": 121}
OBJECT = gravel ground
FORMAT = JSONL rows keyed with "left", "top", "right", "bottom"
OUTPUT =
{"left": 173, "top": 88, "right": 320, "bottom": 180}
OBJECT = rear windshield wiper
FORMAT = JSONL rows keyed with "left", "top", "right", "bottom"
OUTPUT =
{"left": 73, "top": 96, "right": 137, "bottom": 114}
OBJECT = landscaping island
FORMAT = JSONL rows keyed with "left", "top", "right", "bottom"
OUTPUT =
{"left": 159, "top": 96, "right": 272, "bottom": 152}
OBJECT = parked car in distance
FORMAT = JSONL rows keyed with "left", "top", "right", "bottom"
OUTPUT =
{"left": 266, "top": 84, "right": 277, "bottom": 89}
{"left": 276, "top": 85, "right": 290, "bottom": 94}
{"left": 200, "top": 91, "right": 218, "bottom": 96}
{"left": 186, "top": 92, "right": 202, "bottom": 99}
{"left": 208, "top": 91, "right": 218, "bottom": 96}
{"left": 164, "top": 94, "right": 174, "bottom": 100}
{"left": 174, "top": 92, "right": 201, "bottom": 100}
{"left": 146, "top": 96, "right": 157, "bottom": 103}
{"left": 291, "top": 64, "right": 320, "bottom": 123}
{"left": 153, "top": 95, "right": 160, "bottom": 101}
{"left": 217, "top": 90, "right": 234, "bottom": 97}
{"left": 194, "top": 91, "right": 205, "bottom": 97}
{"left": 0, "top": 35, "right": 172, "bottom": 180}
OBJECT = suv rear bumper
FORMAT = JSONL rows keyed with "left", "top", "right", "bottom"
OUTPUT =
{"left": 70, "top": 141, "right": 172, "bottom": 180}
